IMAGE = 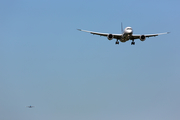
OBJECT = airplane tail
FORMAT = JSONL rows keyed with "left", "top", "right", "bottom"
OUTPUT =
{"left": 121, "top": 22, "right": 123, "bottom": 33}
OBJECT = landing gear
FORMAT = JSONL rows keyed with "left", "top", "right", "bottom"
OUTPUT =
{"left": 131, "top": 40, "right": 135, "bottom": 45}
{"left": 115, "top": 41, "right": 119, "bottom": 44}
{"left": 115, "top": 40, "right": 119, "bottom": 44}
{"left": 131, "top": 41, "right": 135, "bottom": 45}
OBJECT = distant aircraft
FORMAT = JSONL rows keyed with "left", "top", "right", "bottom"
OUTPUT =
{"left": 78, "top": 23, "right": 169, "bottom": 45}
{"left": 26, "top": 105, "right": 34, "bottom": 108}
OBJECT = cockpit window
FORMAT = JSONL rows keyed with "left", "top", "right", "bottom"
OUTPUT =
{"left": 127, "top": 28, "right": 132, "bottom": 30}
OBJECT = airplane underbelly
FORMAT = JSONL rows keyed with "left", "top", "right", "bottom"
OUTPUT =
{"left": 120, "top": 34, "right": 131, "bottom": 42}
{"left": 120, "top": 39, "right": 127, "bottom": 42}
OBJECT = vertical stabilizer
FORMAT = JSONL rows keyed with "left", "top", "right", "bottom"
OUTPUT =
{"left": 121, "top": 22, "right": 123, "bottom": 33}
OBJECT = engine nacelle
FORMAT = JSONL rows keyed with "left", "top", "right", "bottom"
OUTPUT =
{"left": 107, "top": 34, "right": 114, "bottom": 40}
{"left": 140, "top": 35, "right": 146, "bottom": 41}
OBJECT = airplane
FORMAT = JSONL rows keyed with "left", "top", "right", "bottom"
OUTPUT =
{"left": 26, "top": 105, "right": 34, "bottom": 108}
{"left": 78, "top": 23, "right": 169, "bottom": 45}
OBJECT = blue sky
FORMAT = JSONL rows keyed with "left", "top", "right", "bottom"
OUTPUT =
{"left": 0, "top": 0, "right": 180, "bottom": 120}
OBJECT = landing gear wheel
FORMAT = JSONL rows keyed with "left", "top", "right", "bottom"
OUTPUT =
{"left": 115, "top": 41, "right": 119, "bottom": 44}
{"left": 131, "top": 41, "right": 135, "bottom": 45}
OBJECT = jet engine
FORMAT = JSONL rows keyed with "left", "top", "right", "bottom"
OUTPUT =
{"left": 140, "top": 35, "right": 146, "bottom": 41}
{"left": 107, "top": 34, "right": 114, "bottom": 40}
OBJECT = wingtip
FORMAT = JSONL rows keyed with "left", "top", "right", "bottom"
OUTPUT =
{"left": 77, "top": 29, "right": 82, "bottom": 31}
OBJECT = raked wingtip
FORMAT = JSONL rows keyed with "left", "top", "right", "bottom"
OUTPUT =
{"left": 77, "top": 29, "right": 82, "bottom": 31}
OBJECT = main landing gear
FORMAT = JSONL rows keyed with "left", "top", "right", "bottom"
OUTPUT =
{"left": 115, "top": 40, "right": 119, "bottom": 44}
{"left": 131, "top": 40, "right": 135, "bottom": 45}
{"left": 115, "top": 39, "right": 135, "bottom": 45}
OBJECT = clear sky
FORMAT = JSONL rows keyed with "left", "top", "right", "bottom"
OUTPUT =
{"left": 0, "top": 0, "right": 180, "bottom": 120}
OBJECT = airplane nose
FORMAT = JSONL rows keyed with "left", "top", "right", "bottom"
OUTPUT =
{"left": 125, "top": 28, "right": 133, "bottom": 34}
{"left": 130, "top": 30, "right": 133, "bottom": 34}
{"left": 127, "top": 30, "right": 132, "bottom": 34}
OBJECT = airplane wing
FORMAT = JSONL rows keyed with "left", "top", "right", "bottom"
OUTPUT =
{"left": 26, "top": 106, "right": 34, "bottom": 108}
{"left": 78, "top": 29, "right": 123, "bottom": 39}
{"left": 132, "top": 32, "right": 170, "bottom": 39}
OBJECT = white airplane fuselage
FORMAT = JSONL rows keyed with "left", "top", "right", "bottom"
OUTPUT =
{"left": 121, "top": 27, "right": 133, "bottom": 42}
